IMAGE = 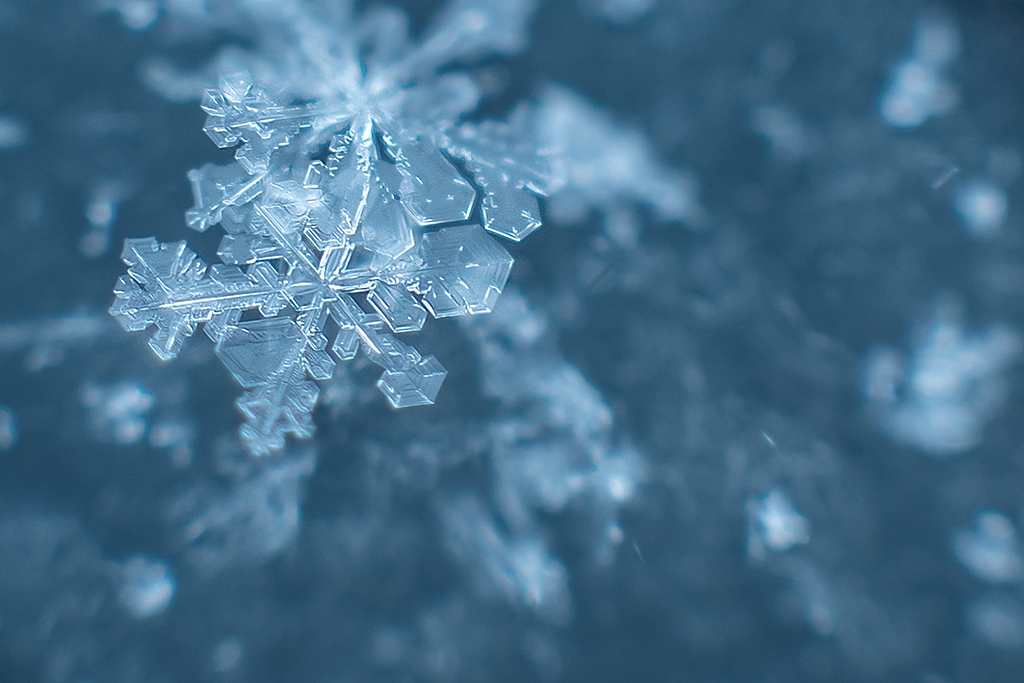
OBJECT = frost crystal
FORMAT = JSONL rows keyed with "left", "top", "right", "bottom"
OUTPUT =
{"left": 439, "top": 495, "right": 572, "bottom": 624}
{"left": 110, "top": 0, "right": 550, "bottom": 456}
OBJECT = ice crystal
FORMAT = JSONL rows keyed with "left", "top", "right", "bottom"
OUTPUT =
{"left": 864, "top": 303, "right": 1020, "bottom": 455}
{"left": 879, "top": 16, "right": 960, "bottom": 128}
{"left": 81, "top": 381, "right": 154, "bottom": 445}
{"left": 952, "top": 510, "right": 1023, "bottom": 584}
{"left": 110, "top": 555, "right": 176, "bottom": 620}
{"left": 746, "top": 488, "right": 812, "bottom": 560}
{"left": 438, "top": 495, "right": 572, "bottom": 625}
{"left": 0, "top": 314, "right": 110, "bottom": 371}
{"left": 966, "top": 596, "right": 1024, "bottom": 649}
{"left": 0, "top": 406, "right": 15, "bottom": 451}
{"left": 110, "top": 0, "right": 551, "bottom": 456}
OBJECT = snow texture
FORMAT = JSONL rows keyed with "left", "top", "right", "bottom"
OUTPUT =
{"left": 110, "top": 0, "right": 551, "bottom": 456}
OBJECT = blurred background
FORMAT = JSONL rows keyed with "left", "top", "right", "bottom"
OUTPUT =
{"left": 2, "top": 0, "right": 1024, "bottom": 681}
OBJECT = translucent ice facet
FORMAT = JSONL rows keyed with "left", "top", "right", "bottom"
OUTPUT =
{"left": 331, "top": 325, "right": 360, "bottom": 361}
{"left": 396, "top": 139, "right": 476, "bottom": 226}
{"left": 215, "top": 318, "right": 306, "bottom": 388}
{"left": 476, "top": 168, "right": 542, "bottom": 241}
{"left": 414, "top": 225, "right": 513, "bottom": 317}
{"left": 367, "top": 282, "right": 428, "bottom": 333}
{"left": 377, "top": 354, "right": 447, "bottom": 408}
{"left": 186, "top": 162, "right": 264, "bottom": 232}
{"left": 237, "top": 369, "right": 319, "bottom": 455}
{"left": 358, "top": 183, "right": 415, "bottom": 258}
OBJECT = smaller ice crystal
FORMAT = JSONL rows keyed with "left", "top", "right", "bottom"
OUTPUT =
{"left": 81, "top": 381, "right": 155, "bottom": 445}
{"left": 864, "top": 304, "right": 1020, "bottom": 454}
{"left": 97, "top": 0, "right": 161, "bottom": 31}
{"left": 81, "top": 180, "right": 132, "bottom": 258}
{"left": 212, "top": 636, "right": 246, "bottom": 673}
{"left": 953, "top": 179, "right": 1008, "bottom": 239}
{"left": 111, "top": 554, "right": 176, "bottom": 619}
{"left": 879, "top": 17, "right": 960, "bottom": 128}
{"left": 463, "top": 290, "right": 643, "bottom": 567}
{"left": 149, "top": 419, "right": 194, "bottom": 467}
{"left": 0, "top": 314, "right": 110, "bottom": 371}
{"left": 746, "top": 489, "right": 812, "bottom": 560}
{"left": 952, "top": 510, "right": 1023, "bottom": 583}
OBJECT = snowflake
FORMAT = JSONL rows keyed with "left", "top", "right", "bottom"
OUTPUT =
{"left": 110, "top": 0, "right": 552, "bottom": 456}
